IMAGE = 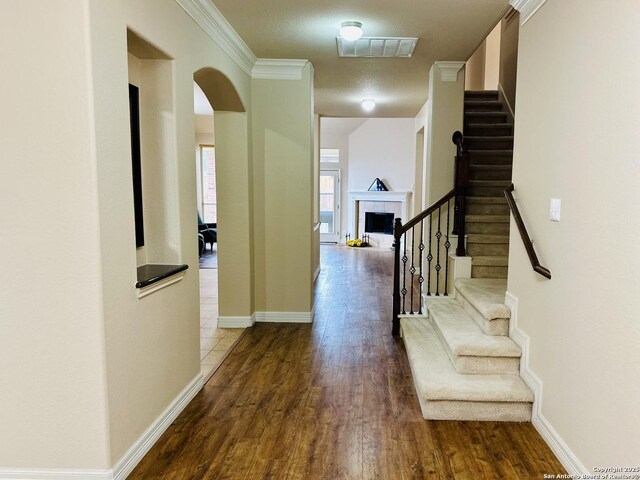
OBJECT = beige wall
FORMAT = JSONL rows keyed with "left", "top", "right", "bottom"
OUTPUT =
{"left": 90, "top": 0, "right": 253, "bottom": 464}
{"left": 425, "top": 64, "right": 465, "bottom": 204}
{"left": 509, "top": 0, "right": 640, "bottom": 471}
{"left": 484, "top": 22, "right": 501, "bottom": 90}
{"left": 1, "top": 0, "right": 257, "bottom": 471}
{"left": 347, "top": 119, "right": 416, "bottom": 196}
{"left": 252, "top": 63, "right": 315, "bottom": 314}
{"left": 465, "top": 43, "right": 486, "bottom": 91}
{"left": 499, "top": 11, "right": 520, "bottom": 114}
{"left": 0, "top": 0, "right": 112, "bottom": 469}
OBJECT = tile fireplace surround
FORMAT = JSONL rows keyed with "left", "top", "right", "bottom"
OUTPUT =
{"left": 348, "top": 191, "right": 412, "bottom": 248}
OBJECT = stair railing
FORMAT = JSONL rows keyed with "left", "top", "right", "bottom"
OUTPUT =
{"left": 392, "top": 131, "right": 470, "bottom": 335}
{"left": 504, "top": 184, "right": 551, "bottom": 279}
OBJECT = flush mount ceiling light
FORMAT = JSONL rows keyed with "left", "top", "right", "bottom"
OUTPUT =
{"left": 340, "top": 21, "right": 363, "bottom": 42}
{"left": 362, "top": 99, "right": 376, "bottom": 112}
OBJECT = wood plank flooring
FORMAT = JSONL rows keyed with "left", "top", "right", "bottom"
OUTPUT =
{"left": 130, "top": 245, "right": 565, "bottom": 479}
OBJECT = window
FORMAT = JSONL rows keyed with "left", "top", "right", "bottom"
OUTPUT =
{"left": 320, "top": 148, "right": 339, "bottom": 163}
{"left": 200, "top": 145, "right": 216, "bottom": 223}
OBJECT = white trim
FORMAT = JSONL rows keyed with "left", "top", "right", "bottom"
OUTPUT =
{"left": 434, "top": 61, "right": 465, "bottom": 82}
{"left": 0, "top": 469, "right": 112, "bottom": 479}
{"left": 254, "top": 310, "right": 314, "bottom": 323}
{"left": 347, "top": 191, "right": 412, "bottom": 242}
{"left": 218, "top": 315, "right": 255, "bottom": 328}
{"left": 313, "top": 265, "right": 321, "bottom": 283}
{"left": 506, "top": 292, "right": 589, "bottom": 476}
{"left": 509, "top": 0, "right": 548, "bottom": 25}
{"left": 175, "top": 0, "right": 256, "bottom": 76}
{"left": 497, "top": 83, "right": 515, "bottom": 124}
{"left": 252, "top": 59, "right": 309, "bottom": 80}
{"left": 136, "top": 272, "right": 185, "bottom": 299}
{"left": 112, "top": 374, "right": 203, "bottom": 479}
{"left": 0, "top": 375, "right": 203, "bottom": 480}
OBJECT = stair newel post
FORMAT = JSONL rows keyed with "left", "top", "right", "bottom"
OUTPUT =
{"left": 452, "top": 131, "right": 469, "bottom": 257}
{"left": 392, "top": 218, "right": 404, "bottom": 336}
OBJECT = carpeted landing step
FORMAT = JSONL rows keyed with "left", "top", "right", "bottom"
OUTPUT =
{"left": 401, "top": 318, "right": 533, "bottom": 421}
{"left": 426, "top": 298, "right": 521, "bottom": 375}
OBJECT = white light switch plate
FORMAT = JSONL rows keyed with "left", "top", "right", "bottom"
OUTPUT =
{"left": 550, "top": 198, "right": 561, "bottom": 221}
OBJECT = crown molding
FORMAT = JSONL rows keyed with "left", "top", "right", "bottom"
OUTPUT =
{"left": 252, "top": 59, "right": 309, "bottom": 80}
{"left": 434, "top": 61, "right": 465, "bottom": 82}
{"left": 175, "top": 0, "right": 257, "bottom": 76}
{"left": 509, "top": 0, "right": 548, "bottom": 25}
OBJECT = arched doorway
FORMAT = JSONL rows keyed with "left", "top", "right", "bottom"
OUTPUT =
{"left": 193, "top": 67, "right": 247, "bottom": 380}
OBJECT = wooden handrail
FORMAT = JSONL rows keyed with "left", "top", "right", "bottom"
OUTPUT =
{"left": 396, "top": 188, "right": 456, "bottom": 235}
{"left": 504, "top": 184, "right": 551, "bottom": 279}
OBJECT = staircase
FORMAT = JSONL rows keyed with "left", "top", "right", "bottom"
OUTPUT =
{"left": 464, "top": 90, "right": 513, "bottom": 280}
{"left": 398, "top": 91, "right": 534, "bottom": 422}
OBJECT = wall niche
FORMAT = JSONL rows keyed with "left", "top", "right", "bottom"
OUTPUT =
{"left": 126, "top": 30, "right": 180, "bottom": 267}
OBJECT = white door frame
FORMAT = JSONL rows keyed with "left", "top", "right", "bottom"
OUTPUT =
{"left": 320, "top": 169, "right": 340, "bottom": 243}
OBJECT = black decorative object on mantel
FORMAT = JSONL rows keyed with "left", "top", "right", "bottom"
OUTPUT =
{"left": 368, "top": 178, "right": 389, "bottom": 191}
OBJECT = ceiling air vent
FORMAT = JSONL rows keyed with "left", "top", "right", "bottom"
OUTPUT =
{"left": 336, "top": 37, "right": 418, "bottom": 58}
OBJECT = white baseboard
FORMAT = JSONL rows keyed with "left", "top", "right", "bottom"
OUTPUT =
{"left": 506, "top": 292, "right": 589, "bottom": 476}
{"left": 313, "top": 265, "right": 321, "bottom": 283}
{"left": 0, "top": 469, "right": 112, "bottom": 479}
{"left": 112, "top": 373, "right": 204, "bottom": 479}
{"left": 255, "top": 310, "right": 313, "bottom": 323}
{"left": 0, "top": 374, "right": 204, "bottom": 480}
{"left": 218, "top": 315, "right": 255, "bottom": 328}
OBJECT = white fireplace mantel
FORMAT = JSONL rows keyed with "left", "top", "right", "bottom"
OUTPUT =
{"left": 348, "top": 190, "right": 412, "bottom": 240}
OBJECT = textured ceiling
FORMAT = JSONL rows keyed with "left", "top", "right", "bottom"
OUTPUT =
{"left": 212, "top": 0, "right": 509, "bottom": 117}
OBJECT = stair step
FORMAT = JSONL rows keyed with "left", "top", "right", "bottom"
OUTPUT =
{"left": 472, "top": 256, "right": 509, "bottom": 266}
{"left": 465, "top": 215, "right": 510, "bottom": 223}
{"left": 470, "top": 164, "right": 512, "bottom": 181}
{"left": 466, "top": 196, "right": 508, "bottom": 204}
{"left": 465, "top": 111, "right": 509, "bottom": 124}
{"left": 465, "top": 90, "right": 499, "bottom": 100}
{"left": 464, "top": 100, "right": 504, "bottom": 112}
{"left": 468, "top": 180, "right": 512, "bottom": 197}
{"left": 472, "top": 265, "right": 508, "bottom": 279}
{"left": 427, "top": 299, "right": 521, "bottom": 375}
{"left": 466, "top": 123, "right": 513, "bottom": 136}
{"left": 467, "top": 242, "right": 509, "bottom": 257}
{"left": 469, "top": 150, "right": 513, "bottom": 166}
{"left": 455, "top": 278, "right": 510, "bottom": 335}
{"left": 466, "top": 136, "right": 514, "bottom": 150}
{"left": 466, "top": 234, "right": 510, "bottom": 244}
{"left": 401, "top": 318, "right": 533, "bottom": 421}
{"left": 466, "top": 200, "right": 510, "bottom": 215}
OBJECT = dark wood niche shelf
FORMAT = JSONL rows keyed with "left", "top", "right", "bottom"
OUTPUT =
{"left": 136, "top": 264, "right": 189, "bottom": 289}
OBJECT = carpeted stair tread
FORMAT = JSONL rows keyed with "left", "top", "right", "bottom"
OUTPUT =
{"left": 472, "top": 256, "right": 509, "bottom": 267}
{"left": 469, "top": 180, "right": 512, "bottom": 187}
{"left": 467, "top": 196, "right": 508, "bottom": 204}
{"left": 468, "top": 149, "right": 513, "bottom": 155}
{"left": 401, "top": 318, "right": 533, "bottom": 403}
{"left": 427, "top": 299, "right": 521, "bottom": 358}
{"left": 455, "top": 278, "right": 510, "bottom": 320}
{"left": 466, "top": 234, "right": 510, "bottom": 244}
{"left": 470, "top": 165, "right": 512, "bottom": 171}
{"left": 466, "top": 214, "right": 510, "bottom": 223}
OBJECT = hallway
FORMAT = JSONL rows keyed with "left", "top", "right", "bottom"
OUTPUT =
{"left": 130, "top": 245, "right": 564, "bottom": 479}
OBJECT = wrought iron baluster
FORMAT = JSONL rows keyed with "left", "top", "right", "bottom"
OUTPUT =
{"left": 444, "top": 199, "right": 452, "bottom": 296}
{"left": 427, "top": 214, "right": 433, "bottom": 296}
{"left": 418, "top": 220, "right": 425, "bottom": 314}
{"left": 409, "top": 228, "right": 416, "bottom": 314}
{"left": 401, "top": 233, "right": 408, "bottom": 314}
{"left": 435, "top": 206, "right": 442, "bottom": 296}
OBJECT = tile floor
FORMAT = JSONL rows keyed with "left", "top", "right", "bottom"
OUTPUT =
{"left": 199, "top": 268, "right": 244, "bottom": 381}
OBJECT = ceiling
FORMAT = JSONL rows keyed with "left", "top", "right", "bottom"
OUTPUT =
{"left": 212, "top": 0, "right": 510, "bottom": 117}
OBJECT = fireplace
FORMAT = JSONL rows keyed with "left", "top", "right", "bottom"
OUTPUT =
{"left": 365, "top": 212, "right": 394, "bottom": 235}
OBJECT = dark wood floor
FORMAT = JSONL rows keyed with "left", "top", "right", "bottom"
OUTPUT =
{"left": 130, "top": 245, "right": 565, "bottom": 479}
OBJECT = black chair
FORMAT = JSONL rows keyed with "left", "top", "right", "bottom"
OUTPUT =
{"left": 198, "top": 233, "right": 205, "bottom": 256}
{"left": 198, "top": 212, "right": 217, "bottom": 251}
